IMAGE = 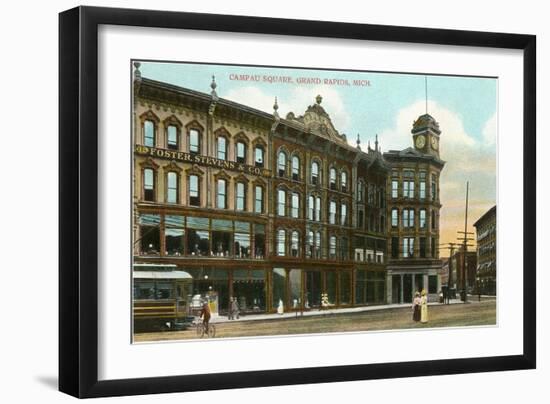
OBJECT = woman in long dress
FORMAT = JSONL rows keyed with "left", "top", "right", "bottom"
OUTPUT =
{"left": 412, "top": 292, "right": 421, "bottom": 322}
{"left": 420, "top": 289, "right": 429, "bottom": 323}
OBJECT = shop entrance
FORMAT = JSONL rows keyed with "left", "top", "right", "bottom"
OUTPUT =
{"left": 392, "top": 275, "right": 402, "bottom": 304}
{"left": 232, "top": 280, "right": 266, "bottom": 313}
{"left": 403, "top": 274, "right": 413, "bottom": 303}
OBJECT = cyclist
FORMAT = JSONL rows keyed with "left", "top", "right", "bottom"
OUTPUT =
{"left": 200, "top": 298, "right": 211, "bottom": 334}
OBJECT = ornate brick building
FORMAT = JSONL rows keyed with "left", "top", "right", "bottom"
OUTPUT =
{"left": 473, "top": 205, "right": 496, "bottom": 295}
{"left": 132, "top": 63, "right": 446, "bottom": 315}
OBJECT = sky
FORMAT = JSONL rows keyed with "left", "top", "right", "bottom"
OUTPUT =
{"left": 139, "top": 61, "right": 497, "bottom": 254}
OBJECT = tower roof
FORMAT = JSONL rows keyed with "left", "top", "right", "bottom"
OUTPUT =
{"left": 412, "top": 113, "right": 441, "bottom": 135}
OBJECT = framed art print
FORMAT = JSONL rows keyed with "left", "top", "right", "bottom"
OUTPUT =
{"left": 59, "top": 6, "right": 536, "bottom": 398}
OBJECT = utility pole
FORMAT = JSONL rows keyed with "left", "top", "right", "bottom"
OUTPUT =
{"left": 457, "top": 181, "right": 474, "bottom": 303}
{"left": 438, "top": 242, "right": 456, "bottom": 304}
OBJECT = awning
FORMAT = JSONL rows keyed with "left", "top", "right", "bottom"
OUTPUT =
{"left": 134, "top": 270, "right": 192, "bottom": 280}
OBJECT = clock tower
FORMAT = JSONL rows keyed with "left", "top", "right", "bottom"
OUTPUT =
{"left": 412, "top": 113, "right": 441, "bottom": 158}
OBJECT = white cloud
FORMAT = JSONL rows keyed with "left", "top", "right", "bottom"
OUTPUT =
{"left": 482, "top": 112, "right": 497, "bottom": 147}
{"left": 224, "top": 86, "right": 277, "bottom": 115}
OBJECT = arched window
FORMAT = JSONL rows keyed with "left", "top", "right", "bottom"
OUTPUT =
{"left": 217, "top": 179, "right": 227, "bottom": 209}
{"left": 254, "top": 185, "right": 264, "bottom": 213}
{"left": 254, "top": 146, "right": 264, "bottom": 168}
{"left": 188, "top": 174, "right": 200, "bottom": 206}
{"left": 189, "top": 129, "right": 201, "bottom": 154}
{"left": 291, "top": 231, "right": 300, "bottom": 257}
{"left": 329, "top": 236, "right": 337, "bottom": 259}
{"left": 357, "top": 182, "right": 364, "bottom": 202}
{"left": 236, "top": 182, "right": 246, "bottom": 211}
{"left": 217, "top": 136, "right": 227, "bottom": 160}
{"left": 341, "top": 203, "right": 347, "bottom": 226}
{"left": 167, "top": 125, "right": 178, "bottom": 150}
{"left": 292, "top": 156, "right": 300, "bottom": 181}
{"left": 278, "top": 151, "right": 287, "bottom": 177}
{"left": 236, "top": 141, "right": 247, "bottom": 164}
{"left": 308, "top": 195, "right": 314, "bottom": 220}
{"left": 329, "top": 200, "right": 337, "bottom": 224}
{"left": 391, "top": 208, "right": 399, "bottom": 228}
{"left": 143, "top": 120, "right": 155, "bottom": 147}
{"left": 311, "top": 161, "right": 319, "bottom": 185}
{"left": 166, "top": 172, "right": 178, "bottom": 203}
{"left": 291, "top": 192, "right": 300, "bottom": 218}
{"left": 143, "top": 168, "right": 155, "bottom": 201}
{"left": 329, "top": 168, "right": 337, "bottom": 190}
{"left": 277, "top": 229, "right": 286, "bottom": 256}
{"left": 315, "top": 232, "right": 322, "bottom": 258}
{"left": 315, "top": 196, "right": 321, "bottom": 221}
{"left": 341, "top": 171, "right": 348, "bottom": 192}
{"left": 277, "top": 189, "right": 286, "bottom": 216}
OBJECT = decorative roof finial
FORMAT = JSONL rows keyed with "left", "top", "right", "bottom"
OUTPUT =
{"left": 375, "top": 134, "right": 379, "bottom": 152}
{"left": 133, "top": 61, "right": 142, "bottom": 81}
{"left": 356, "top": 133, "right": 361, "bottom": 150}
{"left": 315, "top": 94, "right": 322, "bottom": 105}
{"left": 273, "top": 97, "right": 280, "bottom": 119}
{"left": 368, "top": 140, "right": 371, "bottom": 151}
{"left": 210, "top": 75, "right": 218, "bottom": 100}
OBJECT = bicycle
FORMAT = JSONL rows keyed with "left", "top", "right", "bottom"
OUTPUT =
{"left": 194, "top": 318, "right": 216, "bottom": 338}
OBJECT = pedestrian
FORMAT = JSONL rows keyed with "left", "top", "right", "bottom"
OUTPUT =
{"left": 231, "top": 297, "right": 240, "bottom": 319}
{"left": 228, "top": 297, "right": 234, "bottom": 320}
{"left": 200, "top": 298, "right": 211, "bottom": 334}
{"left": 412, "top": 292, "right": 421, "bottom": 322}
{"left": 420, "top": 289, "right": 429, "bottom": 324}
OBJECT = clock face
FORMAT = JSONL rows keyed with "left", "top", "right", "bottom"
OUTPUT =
{"left": 431, "top": 136, "right": 438, "bottom": 150}
{"left": 415, "top": 135, "right": 426, "bottom": 149}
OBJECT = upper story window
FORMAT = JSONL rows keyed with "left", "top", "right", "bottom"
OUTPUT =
{"left": 308, "top": 195, "right": 314, "bottom": 220}
{"left": 315, "top": 231, "right": 321, "bottom": 259}
{"left": 254, "top": 146, "right": 264, "bottom": 168}
{"left": 329, "top": 235, "right": 337, "bottom": 259}
{"left": 420, "top": 209, "right": 427, "bottom": 228}
{"left": 144, "top": 120, "right": 155, "bottom": 147}
{"left": 311, "top": 161, "right": 319, "bottom": 185}
{"left": 391, "top": 180, "right": 398, "bottom": 199}
{"left": 291, "top": 192, "right": 300, "bottom": 218}
{"left": 357, "top": 183, "right": 364, "bottom": 202}
{"left": 341, "top": 203, "right": 348, "bottom": 226}
{"left": 189, "top": 129, "right": 200, "bottom": 155}
{"left": 277, "top": 229, "right": 286, "bottom": 256}
{"left": 307, "top": 230, "right": 314, "bottom": 258}
{"left": 329, "top": 200, "right": 337, "bottom": 224}
{"left": 278, "top": 152, "right": 287, "bottom": 177}
{"left": 254, "top": 186, "right": 264, "bottom": 213}
{"left": 315, "top": 196, "right": 321, "bottom": 221}
{"left": 188, "top": 175, "right": 200, "bottom": 206}
{"left": 291, "top": 231, "right": 300, "bottom": 257}
{"left": 391, "top": 208, "right": 399, "bottom": 228}
{"left": 236, "top": 141, "right": 246, "bottom": 164}
{"left": 403, "top": 237, "right": 414, "bottom": 258}
{"left": 216, "top": 179, "right": 227, "bottom": 209}
{"left": 292, "top": 156, "right": 300, "bottom": 181}
{"left": 167, "top": 125, "right": 178, "bottom": 150}
{"left": 236, "top": 182, "right": 246, "bottom": 211}
{"left": 431, "top": 210, "right": 436, "bottom": 230}
{"left": 341, "top": 171, "right": 348, "bottom": 192}
{"left": 419, "top": 172, "right": 427, "bottom": 199}
{"left": 431, "top": 174, "right": 437, "bottom": 200}
{"left": 329, "top": 168, "right": 337, "bottom": 190}
{"left": 166, "top": 172, "right": 178, "bottom": 203}
{"left": 277, "top": 189, "right": 286, "bottom": 216}
{"left": 217, "top": 136, "right": 227, "bottom": 160}
{"left": 402, "top": 208, "right": 415, "bottom": 228}
{"left": 143, "top": 168, "right": 155, "bottom": 201}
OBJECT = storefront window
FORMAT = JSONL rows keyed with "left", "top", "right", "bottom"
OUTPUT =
{"left": 355, "top": 270, "right": 367, "bottom": 305}
{"left": 305, "top": 271, "right": 321, "bottom": 308}
{"left": 340, "top": 272, "right": 351, "bottom": 304}
{"left": 272, "top": 268, "right": 286, "bottom": 309}
{"left": 211, "top": 219, "right": 233, "bottom": 257}
{"left": 139, "top": 214, "right": 160, "bottom": 255}
{"left": 165, "top": 215, "right": 184, "bottom": 256}
{"left": 429, "top": 275, "right": 438, "bottom": 294}
{"left": 289, "top": 269, "right": 302, "bottom": 308}
{"left": 254, "top": 224, "right": 265, "bottom": 259}
{"left": 186, "top": 216, "right": 209, "bottom": 256}
{"left": 233, "top": 269, "right": 266, "bottom": 312}
{"left": 366, "top": 271, "right": 386, "bottom": 304}
{"left": 326, "top": 272, "right": 336, "bottom": 305}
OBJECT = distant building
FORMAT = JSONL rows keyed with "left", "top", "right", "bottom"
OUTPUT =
{"left": 449, "top": 248, "right": 477, "bottom": 294}
{"left": 473, "top": 206, "right": 496, "bottom": 295}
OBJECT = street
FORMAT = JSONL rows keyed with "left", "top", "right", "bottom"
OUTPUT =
{"left": 134, "top": 300, "right": 496, "bottom": 342}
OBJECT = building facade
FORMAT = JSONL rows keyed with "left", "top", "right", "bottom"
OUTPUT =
{"left": 132, "top": 63, "right": 446, "bottom": 315}
{"left": 473, "top": 205, "right": 497, "bottom": 295}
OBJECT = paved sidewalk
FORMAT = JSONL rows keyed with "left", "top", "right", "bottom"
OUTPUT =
{"left": 209, "top": 298, "right": 483, "bottom": 324}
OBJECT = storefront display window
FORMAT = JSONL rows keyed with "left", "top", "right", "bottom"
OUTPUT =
{"left": 340, "top": 272, "right": 351, "bottom": 304}
{"left": 326, "top": 272, "right": 336, "bottom": 305}
{"left": 139, "top": 214, "right": 160, "bottom": 255}
{"left": 254, "top": 224, "right": 265, "bottom": 259}
{"left": 289, "top": 269, "right": 302, "bottom": 309}
{"left": 233, "top": 269, "right": 266, "bottom": 312}
{"left": 272, "top": 268, "right": 286, "bottom": 308}
{"left": 211, "top": 219, "right": 233, "bottom": 257}
{"left": 165, "top": 215, "right": 184, "bottom": 256}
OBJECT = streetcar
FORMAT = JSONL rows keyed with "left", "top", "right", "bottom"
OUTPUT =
{"left": 133, "top": 263, "right": 194, "bottom": 332}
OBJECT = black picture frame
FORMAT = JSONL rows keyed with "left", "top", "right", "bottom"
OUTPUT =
{"left": 59, "top": 6, "right": 536, "bottom": 398}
